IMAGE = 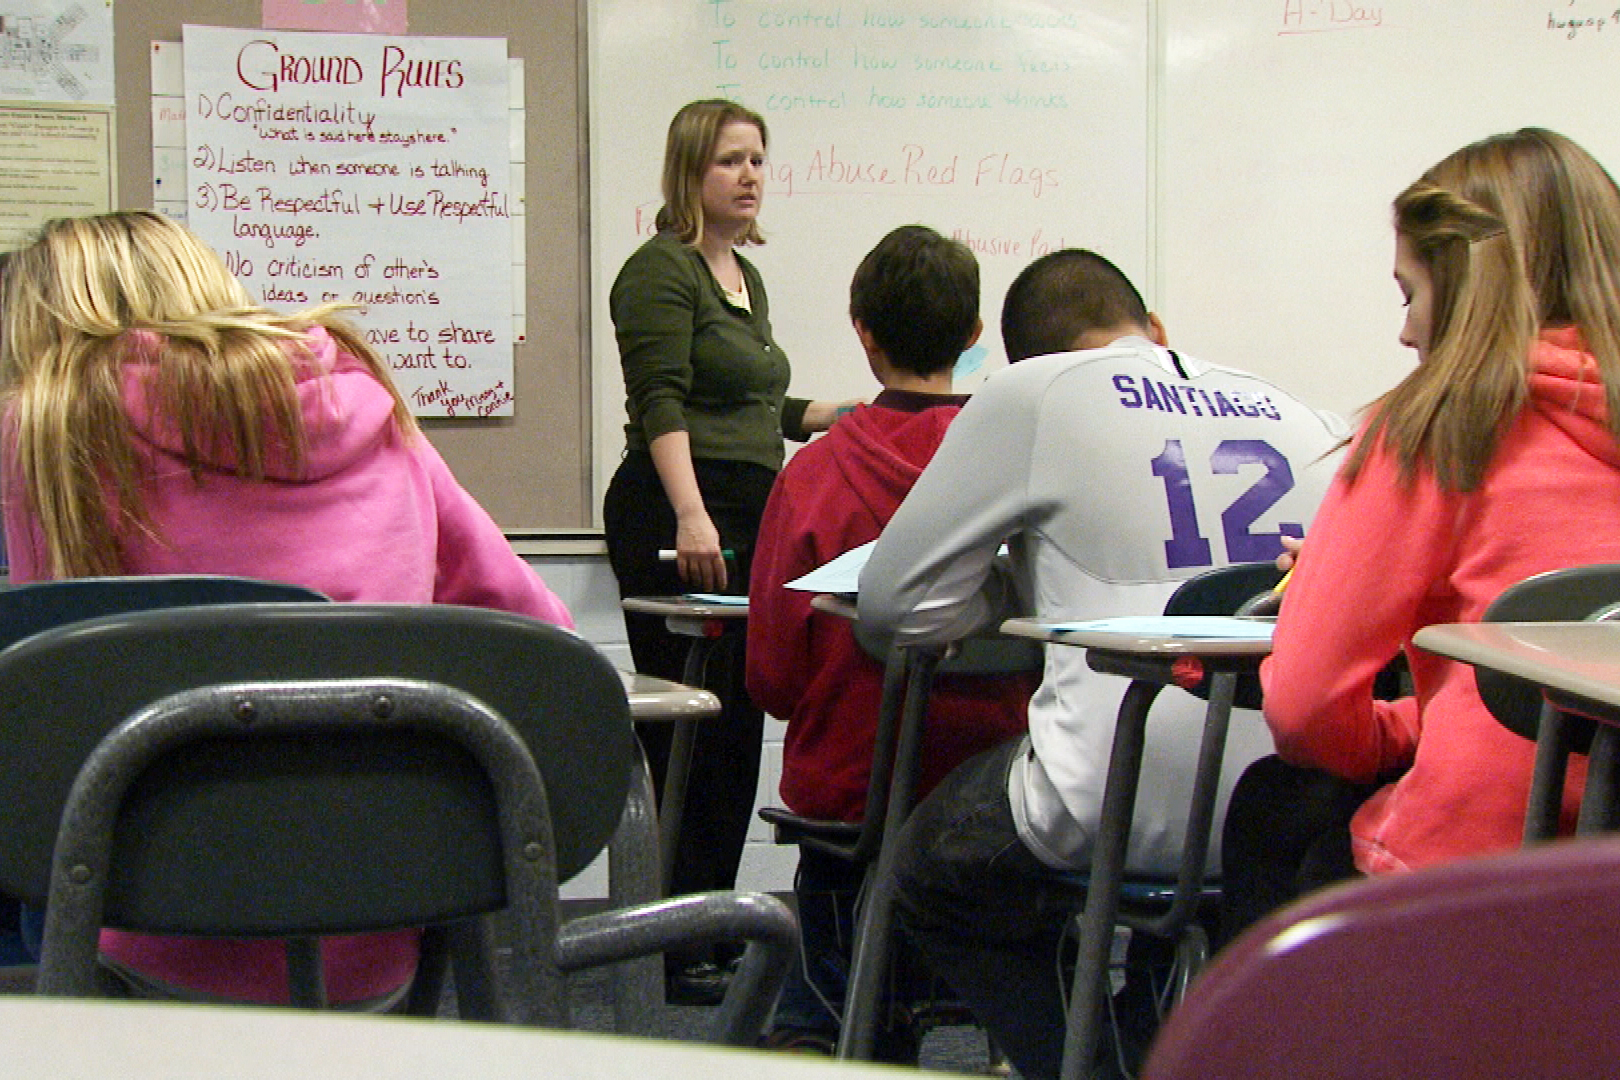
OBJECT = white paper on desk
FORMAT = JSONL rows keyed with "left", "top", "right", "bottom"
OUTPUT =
{"left": 1046, "top": 616, "right": 1275, "bottom": 641}
{"left": 784, "top": 540, "right": 874, "bottom": 596}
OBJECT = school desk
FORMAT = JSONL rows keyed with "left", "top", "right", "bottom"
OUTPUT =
{"left": 1414, "top": 620, "right": 1620, "bottom": 839}
{"left": 998, "top": 616, "right": 1273, "bottom": 1080}
{"left": 619, "top": 595, "right": 749, "bottom": 892}
{"left": 0, "top": 997, "right": 910, "bottom": 1080}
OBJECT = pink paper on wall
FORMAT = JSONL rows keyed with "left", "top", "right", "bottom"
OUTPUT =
{"left": 263, "top": 0, "right": 406, "bottom": 35}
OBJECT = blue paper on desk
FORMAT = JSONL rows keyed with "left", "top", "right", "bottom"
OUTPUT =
{"left": 682, "top": 593, "right": 750, "bottom": 606}
{"left": 1047, "top": 615, "right": 1275, "bottom": 641}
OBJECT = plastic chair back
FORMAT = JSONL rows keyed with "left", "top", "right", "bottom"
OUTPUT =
{"left": 1477, "top": 563, "right": 1620, "bottom": 741}
{"left": 0, "top": 575, "right": 326, "bottom": 654}
{"left": 0, "top": 603, "right": 631, "bottom": 910}
{"left": 1142, "top": 835, "right": 1620, "bottom": 1079}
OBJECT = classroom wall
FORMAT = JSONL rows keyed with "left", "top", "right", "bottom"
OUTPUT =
{"left": 113, "top": 2, "right": 1620, "bottom": 526}
{"left": 113, "top": 0, "right": 593, "bottom": 530}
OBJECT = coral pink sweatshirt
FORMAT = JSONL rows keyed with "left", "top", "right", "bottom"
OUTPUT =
{"left": 1263, "top": 327, "right": 1620, "bottom": 873}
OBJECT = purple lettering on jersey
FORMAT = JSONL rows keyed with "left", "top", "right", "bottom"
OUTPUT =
{"left": 1151, "top": 439, "right": 1214, "bottom": 568}
{"left": 1113, "top": 374, "right": 1143, "bottom": 408}
{"left": 1213, "top": 439, "right": 1301, "bottom": 561}
{"left": 1212, "top": 391, "right": 1240, "bottom": 418}
{"left": 1157, "top": 382, "right": 1188, "bottom": 414}
{"left": 1142, "top": 380, "right": 1164, "bottom": 411}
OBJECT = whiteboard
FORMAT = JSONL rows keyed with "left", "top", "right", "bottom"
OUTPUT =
{"left": 587, "top": 0, "right": 1151, "bottom": 503}
{"left": 589, "top": 0, "right": 1620, "bottom": 511}
{"left": 1159, "top": 0, "right": 1620, "bottom": 423}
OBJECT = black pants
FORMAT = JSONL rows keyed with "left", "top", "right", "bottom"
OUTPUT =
{"left": 1217, "top": 754, "right": 1377, "bottom": 947}
{"left": 602, "top": 449, "right": 773, "bottom": 900}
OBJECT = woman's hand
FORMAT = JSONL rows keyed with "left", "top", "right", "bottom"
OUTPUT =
{"left": 674, "top": 507, "right": 729, "bottom": 592}
{"left": 1277, "top": 533, "right": 1304, "bottom": 572}
{"left": 799, "top": 399, "right": 865, "bottom": 434}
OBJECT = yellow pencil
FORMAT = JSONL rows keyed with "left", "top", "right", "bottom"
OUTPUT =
{"left": 1274, "top": 566, "right": 1294, "bottom": 594}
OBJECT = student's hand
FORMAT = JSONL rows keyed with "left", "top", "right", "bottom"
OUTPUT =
{"left": 1277, "top": 533, "right": 1304, "bottom": 572}
{"left": 800, "top": 399, "right": 865, "bottom": 433}
{"left": 674, "top": 508, "right": 728, "bottom": 593}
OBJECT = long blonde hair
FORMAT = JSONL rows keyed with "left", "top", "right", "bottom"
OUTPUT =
{"left": 1348, "top": 128, "right": 1620, "bottom": 492}
{"left": 654, "top": 98, "right": 768, "bottom": 247}
{"left": 1, "top": 210, "right": 417, "bottom": 577}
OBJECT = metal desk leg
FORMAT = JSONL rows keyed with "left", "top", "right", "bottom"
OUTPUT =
{"left": 1059, "top": 678, "right": 1163, "bottom": 1080}
{"left": 608, "top": 741, "right": 663, "bottom": 1034}
{"left": 1578, "top": 719, "right": 1620, "bottom": 834}
{"left": 836, "top": 647, "right": 943, "bottom": 1061}
{"left": 1523, "top": 702, "right": 1569, "bottom": 845}
{"left": 657, "top": 637, "right": 715, "bottom": 893}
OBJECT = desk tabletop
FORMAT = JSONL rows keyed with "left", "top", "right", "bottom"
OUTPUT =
{"left": 1000, "top": 617, "right": 1275, "bottom": 657}
{"left": 620, "top": 671, "right": 721, "bottom": 721}
{"left": 621, "top": 595, "right": 750, "bottom": 619}
{"left": 1414, "top": 621, "right": 1620, "bottom": 711}
{"left": 809, "top": 593, "right": 857, "bottom": 620}
{"left": 0, "top": 998, "right": 906, "bottom": 1080}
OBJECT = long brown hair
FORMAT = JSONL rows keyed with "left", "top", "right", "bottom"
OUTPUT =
{"left": 1, "top": 210, "right": 417, "bottom": 577}
{"left": 1348, "top": 128, "right": 1620, "bottom": 492}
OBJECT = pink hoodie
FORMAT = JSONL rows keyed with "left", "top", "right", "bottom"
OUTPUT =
{"left": 1263, "top": 327, "right": 1620, "bottom": 873}
{"left": 3, "top": 325, "right": 572, "bottom": 1003}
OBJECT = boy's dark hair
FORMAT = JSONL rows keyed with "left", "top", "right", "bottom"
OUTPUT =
{"left": 849, "top": 225, "right": 979, "bottom": 377}
{"left": 1000, "top": 249, "right": 1150, "bottom": 362}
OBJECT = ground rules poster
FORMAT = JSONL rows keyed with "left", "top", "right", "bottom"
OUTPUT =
{"left": 183, "top": 24, "right": 514, "bottom": 417}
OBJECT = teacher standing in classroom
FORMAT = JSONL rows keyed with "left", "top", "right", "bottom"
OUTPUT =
{"left": 603, "top": 98, "right": 846, "bottom": 1004}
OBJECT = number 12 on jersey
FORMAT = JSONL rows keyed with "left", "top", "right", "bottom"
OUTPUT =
{"left": 1151, "top": 438, "right": 1303, "bottom": 569}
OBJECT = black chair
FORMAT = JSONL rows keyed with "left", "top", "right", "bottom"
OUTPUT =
{"left": 759, "top": 627, "right": 1043, "bottom": 1059}
{"left": 1475, "top": 564, "right": 1620, "bottom": 842}
{"left": 0, "top": 576, "right": 328, "bottom": 984}
{"left": 0, "top": 603, "right": 794, "bottom": 1043}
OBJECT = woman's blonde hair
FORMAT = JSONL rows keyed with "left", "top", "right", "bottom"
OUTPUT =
{"left": 1, "top": 210, "right": 417, "bottom": 577}
{"left": 654, "top": 98, "right": 768, "bottom": 247}
{"left": 1349, "top": 128, "right": 1620, "bottom": 491}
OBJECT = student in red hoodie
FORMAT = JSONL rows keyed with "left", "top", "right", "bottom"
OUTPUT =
{"left": 747, "top": 225, "right": 1031, "bottom": 1056}
{"left": 1224, "top": 128, "right": 1620, "bottom": 940}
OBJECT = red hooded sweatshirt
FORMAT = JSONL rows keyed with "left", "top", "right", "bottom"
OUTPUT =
{"left": 747, "top": 389, "right": 1031, "bottom": 822}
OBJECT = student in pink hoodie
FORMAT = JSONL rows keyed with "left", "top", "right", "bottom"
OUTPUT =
{"left": 747, "top": 225, "right": 1030, "bottom": 1056}
{"left": 1225, "top": 129, "right": 1620, "bottom": 938}
{"left": 0, "top": 210, "right": 573, "bottom": 1006}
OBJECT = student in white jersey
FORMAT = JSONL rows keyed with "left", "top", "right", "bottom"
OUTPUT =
{"left": 857, "top": 250, "right": 1345, "bottom": 1078}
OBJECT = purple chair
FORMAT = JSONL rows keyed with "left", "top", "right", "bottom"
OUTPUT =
{"left": 1142, "top": 835, "right": 1620, "bottom": 1079}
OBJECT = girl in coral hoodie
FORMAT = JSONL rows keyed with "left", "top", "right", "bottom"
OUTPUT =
{"left": 0, "top": 210, "right": 572, "bottom": 1006}
{"left": 1224, "top": 129, "right": 1620, "bottom": 939}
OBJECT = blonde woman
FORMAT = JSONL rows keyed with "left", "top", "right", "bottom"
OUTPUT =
{"left": 601, "top": 98, "right": 849, "bottom": 1003}
{"left": 1226, "top": 129, "right": 1620, "bottom": 936}
{"left": 1, "top": 210, "right": 572, "bottom": 1005}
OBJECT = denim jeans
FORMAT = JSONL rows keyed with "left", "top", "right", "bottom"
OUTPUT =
{"left": 1218, "top": 754, "right": 1371, "bottom": 947}
{"left": 891, "top": 737, "right": 1084, "bottom": 1080}
{"left": 771, "top": 845, "right": 862, "bottom": 1035}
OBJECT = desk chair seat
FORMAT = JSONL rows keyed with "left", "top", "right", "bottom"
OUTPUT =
{"left": 0, "top": 603, "right": 795, "bottom": 1043}
{"left": 1142, "top": 834, "right": 1620, "bottom": 1079}
{"left": 1475, "top": 564, "right": 1620, "bottom": 841}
